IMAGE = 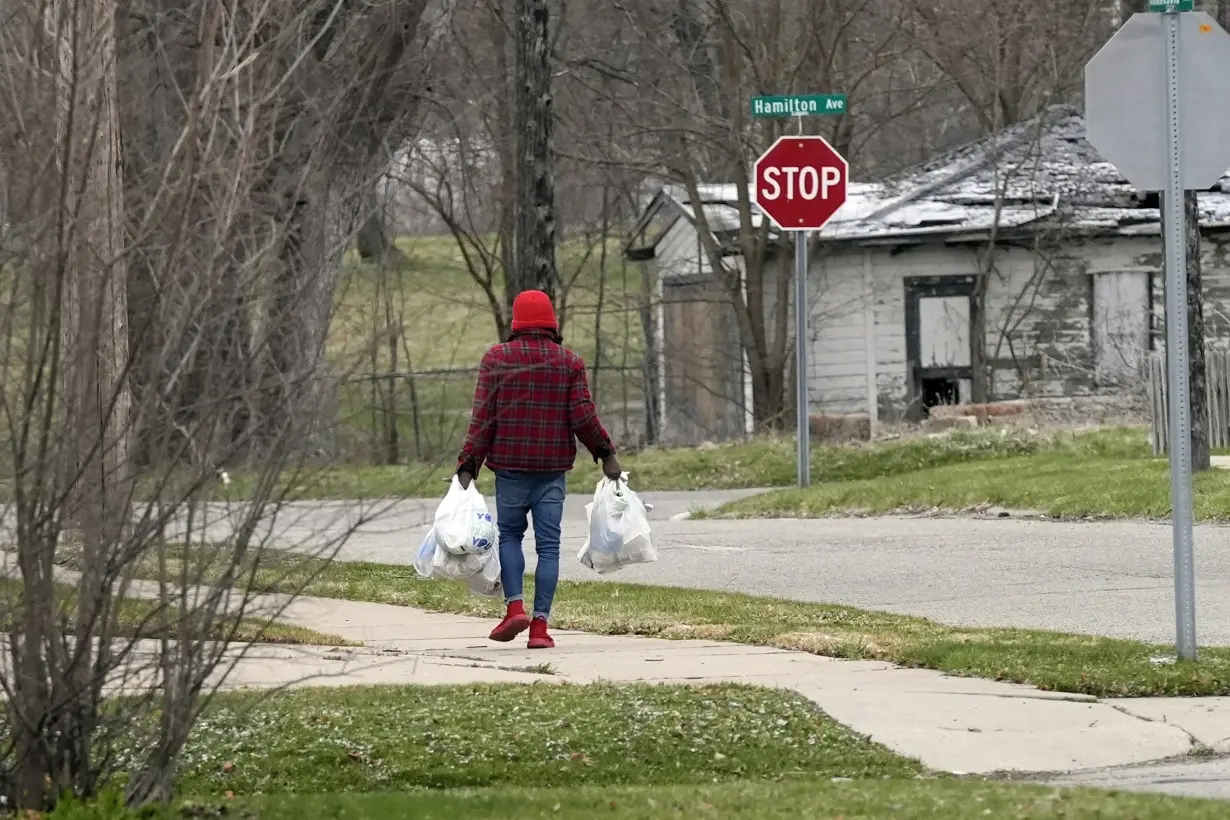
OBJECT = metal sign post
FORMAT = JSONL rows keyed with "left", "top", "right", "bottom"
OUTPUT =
{"left": 794, "top": 231, "right": 810, "bottom": 486}
{"left": 750, "top": 105, "right": 849, "bottom": 488}
{"left": 1160, "top": 5, "right": 1198, "bottom": 662}
{"left": 1084, "top": 8, "right": 1230, "bottom": 661}
{"left": 793, "top": 114, "right": 811, "bottom": 489}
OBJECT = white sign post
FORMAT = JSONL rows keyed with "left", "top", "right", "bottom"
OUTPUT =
{"left": 1085, "top": 9, "right": 1230, "bottom": 661}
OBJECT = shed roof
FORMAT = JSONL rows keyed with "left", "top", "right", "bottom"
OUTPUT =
{"left": 626, "top": 104, "right": 1230, "bottom": 257}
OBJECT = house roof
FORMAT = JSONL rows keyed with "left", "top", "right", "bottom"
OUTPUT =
{"left": 626, "top": 104, "right": 1230, "bottom": 257}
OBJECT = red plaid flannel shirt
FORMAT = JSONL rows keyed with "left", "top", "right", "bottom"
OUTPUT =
{"left": 457, "top": 329, "right": 615, "bottom": 476}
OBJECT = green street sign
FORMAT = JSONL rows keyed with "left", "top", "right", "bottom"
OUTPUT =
{"left": 1148, "top": 0, "right": 1194, "bottom": 11}
{"left": 750, "top": 94, "right": 847, "bottom": 118}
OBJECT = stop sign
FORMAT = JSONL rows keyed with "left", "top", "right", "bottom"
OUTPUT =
{"left": 752, "top": 136, "right": 849, "bottom": 231}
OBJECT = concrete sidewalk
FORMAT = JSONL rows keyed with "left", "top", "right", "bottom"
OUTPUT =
{"left": 265, "top": 595, "right": 1229, "bottom": 779}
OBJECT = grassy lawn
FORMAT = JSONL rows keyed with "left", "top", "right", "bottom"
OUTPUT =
{"left": 330, "top": 237, "right": 646, "bottom": 464}
{"left": 218, "top": 427, "right": 1151, "bottom": 499}
{"left": 228, "top": 781, "right": 1230, "bottom": 819}
{"left": 50, "top": 683, "right": 1230, "bottom": 819}
{"left": 0, "top": 578, "right": 344, "bottom": 647}
{"left": 75, "top": 545, "right": 1230, "bottom": 697}
{"left": 55, "top": 782, "right": 1230, "bottom": 818}
{"left": 213, "top": 460, "right": 446, "bottom": 502}
{"left": 334, "top": 237, "right": 641, "bottom": 372}
{"left": 624, "top": 424, "right": 1146, "bottom": 490}
{"left": 704, "top": 448, "right": 1230, "bottom": 521}
{"left": 169, "top": 684, "right": 913, "bottom": 796}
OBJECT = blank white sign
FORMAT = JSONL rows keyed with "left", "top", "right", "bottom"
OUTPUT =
{"left": 918, "top": 295, "right": 971, "bottom": 368}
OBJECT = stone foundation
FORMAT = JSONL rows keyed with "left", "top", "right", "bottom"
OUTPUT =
{"left": 926, "top": 394, "right": 1147, "bottom": 428}
{"left": 809, "top": 413, "right": 872, "bottom": 443}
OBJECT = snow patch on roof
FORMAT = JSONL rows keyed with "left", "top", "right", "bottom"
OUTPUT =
{"left": 669, "top": 182, "right": 893, "bottom": 236}
{"left": 643, "top": 104, "right": 1230, "bottom": 250}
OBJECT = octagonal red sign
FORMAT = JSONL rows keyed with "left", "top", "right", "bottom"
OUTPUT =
{"left": 752, "top": 136, "right": 849, "bottom": 231}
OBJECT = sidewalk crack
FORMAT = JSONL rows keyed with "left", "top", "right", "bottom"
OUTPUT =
{"left": 1106, "top": 703, "right": 1205, "bottom": 752}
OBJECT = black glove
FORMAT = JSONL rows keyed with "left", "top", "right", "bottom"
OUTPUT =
{"left": 457, "top": 470, "right": 474, "bottom": 490}
{"left": 601, "top": 455, "right": 622, "bottom": 481}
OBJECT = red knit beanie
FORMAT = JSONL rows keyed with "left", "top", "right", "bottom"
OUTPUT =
{"left": 510, "top": 290, "right": 559, "bottom": 332}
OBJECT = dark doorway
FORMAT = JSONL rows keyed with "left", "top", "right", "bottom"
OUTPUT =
{"left": 920, "top": 377, "right": 959, "bottom": 417}
{"left": 904, "top": 275, "right": 979, "bottom": 422}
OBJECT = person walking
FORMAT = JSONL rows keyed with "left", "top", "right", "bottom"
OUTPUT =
{"left": 456, "top": 289, "right": 621, "bottom": 649}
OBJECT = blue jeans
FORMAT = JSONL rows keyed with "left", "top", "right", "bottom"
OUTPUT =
{"left": 494, "top": 470, "right": 566, "bottom": 621}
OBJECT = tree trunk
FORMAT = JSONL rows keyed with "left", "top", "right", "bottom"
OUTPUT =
{"left": 750, "top": 354, "right": 789, "bottom": 429}
{"left": 356, "top": 184, "right": 406, "bottom": 266}
{"left": 9, "top": 0, "right": 131, "bottom": 809}
{"left": 257, "top": 192, "right": 338, "bottom": 460}
{"left": 510, "top": 0, "right": 559, "bottom": 304}
{"left": 1185, "top": 190, "right": 1211, "bottom": 470}
{"left": 64, "top": 0, "right": 131, "bottom": 680}
{"left": 491, "top": 1, "right": 518, "bottom": 331}
{"left": 637, "top": 249, "right": 661, "bottom": 443}
{"left": 670, "top": 0, "right": 726, "bottom": 177}
{"left": 117, "top": 3, "right": 256, "bottom": 468}
{"left": 970, "top": 273, "right": 990, "bottom": 403}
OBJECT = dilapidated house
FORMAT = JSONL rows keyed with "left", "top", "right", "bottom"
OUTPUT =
{"left": 624, "top": 105, "right": 1230, "bottom": 444}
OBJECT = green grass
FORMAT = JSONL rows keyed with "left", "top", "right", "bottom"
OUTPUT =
{"left": 0, "top": 578, "right": 345, "bottom": 647}
{"left": 227, "top": 423, "right": 1225, "bottom": 523}
{"left": 219, "top": 427, "right": 1151, "bottom": 499}
{"left": 330, "top": 237, "right": 646, "bottom": 463}
{"left": 334, "top": 236, "right": 643, "bottom": 371}
{"left": 51, "top": 781, "right": 1230, "bottom": 819}
{"left": 211, "top": 460, "right": 446, "bottom": 502}
{"left": 705, "top": 451, "right": 1230, "bottom": 521}
{"left": 76, "top": 545, "right": 1230, "bottom": 697}
{"left": 168, "top": 683, "right": 913, "bottom": 796}
{"left": 48, "top": 684, "right": 1230, "bottom": 819}
{"left": 628, "top": 425, "right": 1147, "bottom": 490}
{"left": 225, "top": 781, "right": 1230, "bottom": 819}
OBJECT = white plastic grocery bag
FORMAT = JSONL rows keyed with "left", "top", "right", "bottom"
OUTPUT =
{"left": 412, "top": 528, "right": 439, "bottom": 578}
{"left": 433, "top": 477, "right": 497, "bottom": 556}
{"left": 578, "top": 474, "right": 656, "bottom": 574}
{"left": 465, "top": 550, "right": 503, "bottom": 598}
{"left": 413, "top": 525, "right": 502, "bottom": 598}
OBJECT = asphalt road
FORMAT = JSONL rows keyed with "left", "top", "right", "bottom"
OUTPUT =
{"left": 1051, "top": 758, "right": 1230, "bottom": 801}
{"left": 236, "top": 489, "right": 1230, "bottom": 646}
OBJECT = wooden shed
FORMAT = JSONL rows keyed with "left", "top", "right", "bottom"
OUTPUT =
{"left": 626, "top": 105, "right": 1230, "bottom": 442}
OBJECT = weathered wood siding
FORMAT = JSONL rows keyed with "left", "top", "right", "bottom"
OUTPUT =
{"left": 808, "top": 248, "right": 873, "bottom": 414}
{"left": 655, "top": 217, "right": 706, "bottom": 280}
{"left": 652, "top": 218, "right": 746, "bottom": 443}
{"left": 1083, "top": 234, "right": 1230, "bottom": 364}
{"left": 802, "top": 234, "right": 1230, "bottom": 419}
{"left": 652, "top": 218, "right": 1230, "bottom": 433}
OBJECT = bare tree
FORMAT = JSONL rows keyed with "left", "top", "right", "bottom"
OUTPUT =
{"left": 902, "top": 0, "right": 1107, "bottom": 132}
{"left": 356, "top": 184, "right": 409, "bottom": 267}
{"left": 392, "top": 129, "right": 617, "bottom": 340}
{"left": 4, "top": 0, "right": 131, "bottom": 804}
{"left": 611, "top": 0, "right": 907, "bottom": 427}
{"left": 898, "top": 0, "right": 1107, "bottom": 404}
{"left": 118, "top": 0, "right": 448, "bottom": 465}
{"left": 0, "top": 0, "right": 440, "bottom": 810}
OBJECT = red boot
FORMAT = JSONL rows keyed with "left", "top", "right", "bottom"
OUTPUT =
{"left": 489, "top": 601, "right": 531, "bottom": 643}
{"left": 527, "top": 617, "right": 555, "bottom": 649}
